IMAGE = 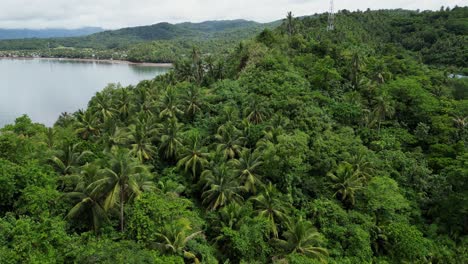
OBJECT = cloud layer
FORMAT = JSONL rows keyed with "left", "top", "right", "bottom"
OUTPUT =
{"left": 0, "top": 0, "right": 465, "bottom": 29}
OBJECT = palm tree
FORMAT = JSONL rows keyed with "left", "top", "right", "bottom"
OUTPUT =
{"left": 88, "top": 148, "right": 153, "bottom": 232}
{"left": 90, "top": 92, "right": 116, "bottom": 122}
{"left": 251, "top": 183, "right": 289, "bottom": 238}
{"left": 116, "top": 88, "right": 131, "bottom": 121}
{"left": 201, "top": 164, "right": 244, "bottom": 211}
{"left": 327, "top": 162, "right": 364, "bottom": 207}
{"left": 275, "top": 218, "right": 328, "bottom": 262}
{"left": 127, "top": 120, "right": 159, "bottom": 162}
{"left": 183, "top": 85, "right": 203, "bottom": 118}
{"left": 65, "top": 183, "right": 108, "bottom": 233}
{"left": 286, "top": 11, "right": 294, "bottom": 36}
{"left": 228, "top": 149, "right": 263, "bottom": 193}
{"left": 159, "top": 87, "right": 183, "bottom": 120}
{"left": 177, "top": 136, "right": 209, "bottom": 181}
{"left": 349, "top": 153, "right": 374, "bottom": 182}
{"left": 218, "top": 203, "right": 246, "bottom": 230}
{"left": 42, "top": 127, "right": 56, "bottom": 149}
{"left": 159, "top": 118, "right": 183, "bottom": 161}
{"left": 372, "top": 94, "right": 395, "bottom": 132}
{"left": 51, "top": 143, "right": 93, "bottom": 175}
{"left": 154, "top": 219, "right": 202, "bottom": 263}
{"left": 244, "top": 97, "right": 269, "bottom": 124}
{"left": 215, "top": 123, "right": 245, "bottom": 160}
{"left": 99, "top": 126, "right": 129, "bottom": 151}
{"left": 75, "top": 110, "right": 100, "bottom": 140}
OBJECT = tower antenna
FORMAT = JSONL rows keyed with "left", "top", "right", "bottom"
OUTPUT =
{"left": 327, "top": 0, "right": 335, "bottom": 31}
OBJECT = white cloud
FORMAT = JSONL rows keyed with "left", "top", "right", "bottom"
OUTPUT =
{"left": 0, "top": 0, "right": 465, "bottom": 29}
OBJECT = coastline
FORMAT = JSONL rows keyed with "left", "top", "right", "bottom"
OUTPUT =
{"left": 0, "top": 56, "right": 173, "bottom": 67}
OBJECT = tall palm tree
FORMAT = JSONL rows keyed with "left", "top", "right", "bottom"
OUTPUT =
{"left": 218, "top": 203, "right": 246, "bottom": 230}
{"left": 244, "top": 97, "right": 269, "bottom": 125}
{"left": 154, "top": 219, "right": 202, "bottom": 263}
{"left": 349, "top": 153, "right": 374, "bottom": 182}
{"left": 275, "top": 218, "right": 328, "bottom": 262}
{"left": 159, "top": 87, "right": 183, "bottom": 120}
{"left": 127, "top": 120, "right": 159, "bottom": 162}
{"left": 177, "top": 136, "right": 209, "bottom": 181}
{"left": 286, "top": 11, "right": 294, "bottom": 36}
{"left": 88, "top": 148, "right": 153, "bottom": 232}
{"left": 75, "top": 109, "right": 100, "bottom": 140}
{"left": 159, "top": 118, "right": 183, "bottom": 161}
{"left": 215, "top": 123, "right": 245, "bottom": 160}
{"left": 201, "top": 164, "right": 244, "bottom": 211}
{"left": 372, "top": 94, "right": 395, "bottom": 132}
{"left": 228, "top": 149, "right": 264, "bottom": 193}
{"left": 251, "top": 183, "right": 289, "bottom": 238}
{"left": 116, "top": 88, "right": 131, "bottom": 121}
{"left": 65, "top": 182, "right": 108, "bottom": 233}
{"left": 51, "top": 143, "right": 93, "bottom": 175}
{"left": 42, "top": 127, "right": 56, "bottom": 149}
{"left": 183, "top": 85, "right": 203, "bottom": 118}
{"left": 327, "top": 162, "right": 364, "bottom": 207}
{"left": 90, "top": 92, "right": 116, "bottom": 122}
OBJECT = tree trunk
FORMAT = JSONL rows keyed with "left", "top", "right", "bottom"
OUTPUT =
{"left": 120, "top": 185, "right": 124, "bottom": 232}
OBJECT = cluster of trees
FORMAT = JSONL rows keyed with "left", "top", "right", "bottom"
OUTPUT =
{"left": 0, "top": 7, "right": 467, "bottom": 263}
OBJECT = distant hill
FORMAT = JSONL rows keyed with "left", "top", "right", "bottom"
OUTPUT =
{"left": 0, "top": 20, "right": 278, "bottom": 50}
{"left": 0, "top": 27, "right": 104, "bottom": 40}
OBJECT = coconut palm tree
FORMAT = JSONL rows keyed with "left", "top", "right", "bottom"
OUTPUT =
{"left": 75, "top": 109, "right": 100, "bottom": 140}
{"left": 183, "top": 85, "right": 203, "bottom": 118}
{"left": 215, "top": 123, "right": 245, "bottom": 160}
{"left": 154, "top": 218, "right": 202, "bottom": 263}
{"left": 127, "top": 120, "right": 159, "bottom": 162}
{"left": 65, "top": 182, "right": 108, "bottom": 233}
{"left": 218, "top": 203, "right": 246, "bottom": 230}
{"left": 201, "top": 164, "right": 244, "bottom": 211}
{"left": 275, "top": 218, "right": 328, "bottom": 262}
{"left": 244, "top": 97, "right": 269, "bottom": 125}
{"left": 159, "top": 87, "right": 183, "bottom": 120}
{"left": 51, "top": 143, "right": 93, "bottom": 175}
{"left": 177, "top": 136, "right": 209, "bottom": 181}
{"left": 327, "top": 162, "right": 364, "bottom": 207}
{"left": 372, "top": 94, "right": 395, "bottom": 132}
{"left": 116, "top": 88, "right": 131, "bottom": 121}
{"left": 159, "top": 118, "right": 183, "bottom": 161}
{"left": 88, "top": 148, "right": 153, "bottom": 232}
{"left": 286, "top": 11, "right": 294, "bottom": 36}
{"left": 348, "top": 153, "right": 374, "bottom": 182}
{"left": 228, "top": 149, "right": 264, "bottom": 193}
{"left": 90, "top": 92, "right": 116, "bottom": 122}
{"left": 251, "top": 183, "right": 289, "bottom": 238}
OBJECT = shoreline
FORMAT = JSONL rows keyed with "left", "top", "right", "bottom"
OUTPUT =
{"left": 0, "top": 56, "right": 173, "bottom": 67}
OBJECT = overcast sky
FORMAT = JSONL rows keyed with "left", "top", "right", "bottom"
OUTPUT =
{"left": 0, "top": 0, "right": 466, "bottom": 29}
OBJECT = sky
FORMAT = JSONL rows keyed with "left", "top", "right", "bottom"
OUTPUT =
{"left": 0, "top": 0, "right": 466, "bottom": 29}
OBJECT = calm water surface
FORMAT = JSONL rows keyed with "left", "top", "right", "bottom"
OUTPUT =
{"left": 0, "top": 58, "right": 170, "bottom": 126}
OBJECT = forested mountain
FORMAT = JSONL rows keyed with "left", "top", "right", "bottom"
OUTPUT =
{"left": 0, "top": 7, "right": 467, "bottom": 263}
{"left": 0, "top": 20, "right": 278, "bottom": 50}
{"left": 0, "top": 27, "right": 104, "bottom": 40}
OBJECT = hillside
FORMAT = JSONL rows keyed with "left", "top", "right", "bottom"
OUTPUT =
{"left": 0, "top": 7, "right": 467, "bottom": 263}
{"left": 0, "top": 20, "right": 277, "bottom": 50}
{"left": 0, "top": 19, "right": 279, "bottom": 63}
{"left": 0, "top": 27, "right": 104, "bottom": 40}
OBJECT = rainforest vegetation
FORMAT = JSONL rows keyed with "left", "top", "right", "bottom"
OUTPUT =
{"left": 0, "top": 7, "right": 467, "bottom": 263}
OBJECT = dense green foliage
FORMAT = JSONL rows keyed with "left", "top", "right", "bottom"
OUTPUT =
{"left": 0, "top": 7, "right": 467, "bottom": 263}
